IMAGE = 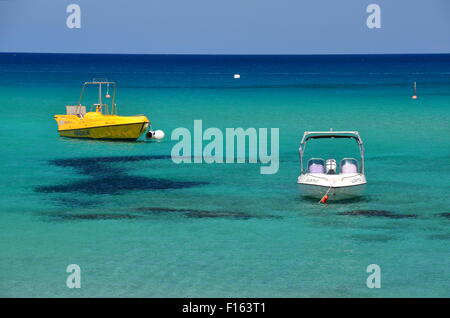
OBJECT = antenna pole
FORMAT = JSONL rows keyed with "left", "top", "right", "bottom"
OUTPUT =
{"left": 412, "top": 81, "right": 418, "bottom": 99}
{"left": 99, "top": 82, "right": 103, "bottom": 113}
{"left": 113, "top": 83, "right": 117, "bottom": 114}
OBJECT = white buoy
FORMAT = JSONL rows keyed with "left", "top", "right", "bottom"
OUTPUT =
{"left": 146, "top": 129, "right": 164, "bottom": 140}
{"left": 234, "top": 74, "right": 240, "bottom": 79}
{"left": 153, "top": 130, "right": 165, "bottom": 140}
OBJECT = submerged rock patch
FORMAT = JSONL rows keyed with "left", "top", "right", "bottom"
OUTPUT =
{"left": 347, "top": 234, "right": 395, "bottom": 242}
{"left": 135, "top": 206, "right": 281, "bottom": 220}
{"left": 49, "top": 155, "right": 172, "bottom": 176}
{"left": 35, "top": 155, "right": 207, "bottom": 195}
{"left": 338, "top": 210, "right": 416, "bottom": 219}
{"left": 53, "top": 213, "right": 141, "bottom": 220}
{"left": 45, "top": 207, "right": 281, "bottom": 222}
{"left": 36, "top": 175, "right": 206, "bottom": 195}
{"left": 428, "top": 233, "right": 450, "bottom": 240}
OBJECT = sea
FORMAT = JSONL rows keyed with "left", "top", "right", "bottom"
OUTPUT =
{"left": 0, "top": 53, "right": 449, "bottom": 297}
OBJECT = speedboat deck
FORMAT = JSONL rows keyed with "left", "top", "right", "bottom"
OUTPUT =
{"left": 298, "top": 172, "right": 366, "bottom": 200}
{"left": 297, "top": 131, "right": 367, "bottom": 201}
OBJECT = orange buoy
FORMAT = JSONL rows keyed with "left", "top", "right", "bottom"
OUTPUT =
{"left": 412, "top": 95, "right": 418, "bottom": 99}
{"left": 320, "top": 195, "right": 329, "bottom": 204}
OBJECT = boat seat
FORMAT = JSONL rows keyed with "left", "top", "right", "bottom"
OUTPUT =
{"left": 307, "top": 158, "right": 325, "bottom": 174}
{"left": 340, "top": 158, "right": 358, "bottom": 173}
{"left": 66, "top": 105, "right": 86, "bottom": 116}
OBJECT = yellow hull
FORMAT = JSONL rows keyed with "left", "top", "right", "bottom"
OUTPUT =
{"left": 54, "top": 112, "right": 150, "bottom": 140}
{"left": 58, "top": 122, "right": 148, "bottom": 140}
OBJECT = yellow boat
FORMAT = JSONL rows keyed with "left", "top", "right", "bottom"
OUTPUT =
{"left": 54, "top": 79, "right": 150, "bottom": 141}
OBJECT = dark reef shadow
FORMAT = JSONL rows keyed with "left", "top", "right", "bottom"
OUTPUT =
{"left": 36, "top": 175, "right": 207, "bottom": 195}
{"left": 427, "top": 233, "right": 450, "bottom": 240}
{"left": 43, "top": 206, "right": 282, "bottom": 222}
{"left": 48, "top": 155, "right": 172, "bottom": 176}
{"left": 52, "top": 213, "right": 141, "bottom": 220}
{"left": 134, "top": 206, "right": 282, "bottom": 220}
{"left": 346, "top": 234, "right": 396, "bottom": 242}
{"left": 338, "top": 210, "right": 417, "bottom": 219}
{"left": 35, "top": 155, "right": 208, "bottom": 195}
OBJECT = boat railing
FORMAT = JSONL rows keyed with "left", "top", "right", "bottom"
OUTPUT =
{"left": 78, "top": 79, "right": 118, "bottom": 115}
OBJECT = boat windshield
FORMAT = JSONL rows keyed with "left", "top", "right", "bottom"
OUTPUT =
{"left": 299, "top": 131, "right": 365, "bottom": 174}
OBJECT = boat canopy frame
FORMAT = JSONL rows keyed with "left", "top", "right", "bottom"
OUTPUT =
{"left": 299, "top": 130, "right": 365, "bottom": 174}
{"left": 77, "top": 78, "right": 118, "bottom": 115}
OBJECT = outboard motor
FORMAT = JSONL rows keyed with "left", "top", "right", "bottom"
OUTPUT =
{"left": 325, "top": 159, "right": 337, "bottom": 174}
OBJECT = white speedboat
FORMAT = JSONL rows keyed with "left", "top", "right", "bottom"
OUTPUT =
{"left": 297, "top": 130, "right": 367, "bottom": 201}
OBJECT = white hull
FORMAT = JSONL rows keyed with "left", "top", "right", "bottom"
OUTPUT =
{"left": 298, "top": 183, "right": 366, "bottom": 200}
{"left": 297, "top": 173, "right": 366, "bottom": 200}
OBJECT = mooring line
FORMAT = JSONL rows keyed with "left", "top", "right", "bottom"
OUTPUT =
{"left": 319, "top": 182, "right": 335, "bottom": 204}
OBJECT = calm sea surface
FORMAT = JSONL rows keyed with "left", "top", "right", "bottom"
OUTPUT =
{"left": 0, "top": 53, "right": 449, "bottom": 297}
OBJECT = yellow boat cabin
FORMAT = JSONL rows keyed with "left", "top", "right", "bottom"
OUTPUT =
{"left": 54, "top": 79, "right": 150, "bottom": 141}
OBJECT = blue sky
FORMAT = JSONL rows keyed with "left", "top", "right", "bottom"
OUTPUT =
{"left": 0, "top": 0, "right": 449, "bottom": 54}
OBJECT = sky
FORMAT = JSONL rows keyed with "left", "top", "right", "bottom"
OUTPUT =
{"left": 0, "top": 0, "right": 449, "bottom": 54}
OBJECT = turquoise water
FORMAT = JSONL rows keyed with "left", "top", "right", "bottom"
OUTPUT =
{"left": 0, "top": 54, "right": 449, "bottom": 297}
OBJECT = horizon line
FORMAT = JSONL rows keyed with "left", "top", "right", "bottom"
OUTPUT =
{"left": 1, "top": 51, "right": 450, "bottom": 57}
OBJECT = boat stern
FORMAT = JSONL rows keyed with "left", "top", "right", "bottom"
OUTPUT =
{"left": 297, "top": 173, "right": 367, "bottom": 201}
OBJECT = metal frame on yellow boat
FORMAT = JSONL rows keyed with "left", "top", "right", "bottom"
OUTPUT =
{"left": 54, "top": 79, "right": 150, "bottom": 141}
